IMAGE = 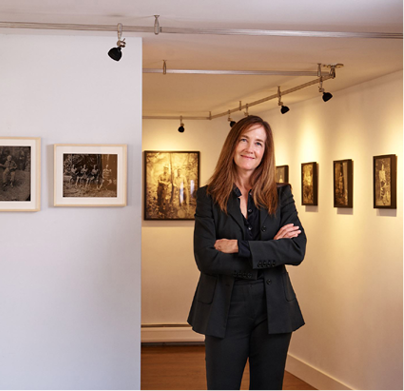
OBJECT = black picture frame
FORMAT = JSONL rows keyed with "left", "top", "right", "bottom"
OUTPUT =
{"left": 333, "top": 159, "right": 353, "bottom": 208}
{"left": 144, "top": 151, "right": 200, "bottom": 220}
{"left": 301, "top": 162, "right": 318, "bottom": 206}
{"left": 276, "top": 165, "right": 289, "bottom": 184}
{"left": 373, "top": 154, "right": 397, "bottom": 209}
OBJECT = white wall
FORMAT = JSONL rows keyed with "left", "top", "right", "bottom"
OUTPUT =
{"left": 262, "top": 70, "right": 403, "bottom": 391}
{"left": 142, "top": 118, "right": 230, "bottom": 327}
{"left": 0, "top": 34, "right": 142, "bottom": 390}
{"left": 141, "top": 71, "right": 403, "bottom": 390}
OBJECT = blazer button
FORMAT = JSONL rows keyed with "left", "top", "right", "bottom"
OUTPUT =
{"left": 266, "top": 279, "right": 272, "bottom": 285}
{"left": 261, "top": 226, "right": 266, "bottom": 232}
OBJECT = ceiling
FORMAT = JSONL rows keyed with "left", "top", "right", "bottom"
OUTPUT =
{"left": 0, "top": 0, "right": 402, "bottom": 118}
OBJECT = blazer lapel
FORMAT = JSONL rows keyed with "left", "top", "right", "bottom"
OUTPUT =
{"left": 227, "top": 195, "right": 245, "bottom": 237}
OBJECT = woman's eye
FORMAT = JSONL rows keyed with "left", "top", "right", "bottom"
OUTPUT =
{"left": 240, "top": 138, "right": 247, "bottom": 142}
{"left": 256, "top": 142, "right": 263, "bottom": 147}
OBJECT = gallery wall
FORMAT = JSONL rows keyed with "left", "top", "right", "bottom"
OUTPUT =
{"left": 141, "top": 70, "right": 403, "bottom": 390}
{"left": 0, "top": 34, "right": 142, "bottom": 390}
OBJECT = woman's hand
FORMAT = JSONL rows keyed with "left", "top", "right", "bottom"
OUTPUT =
{"left": 214, "top": 239, "right": 238, "bottom": 253}
{"left": 274, "top": 224, "right": 301, "bottom": 240}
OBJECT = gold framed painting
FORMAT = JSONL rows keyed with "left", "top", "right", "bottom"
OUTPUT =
{"left": 301, "top": 162, "right": 318, "bottom": 206}
{"left": 373, "top": 154, "right": 397, "bottom": 209}
{"left": 0, "top": 137, "right": 41, "bottom": 212}
{"left": 144, "top": 151, "right": 200, "bottom": 220}
{"left": 333, "top": 159, "right": 353, "bottom": 208}
{"left": 54, "top": 144, "right": 127, "bottom": 207}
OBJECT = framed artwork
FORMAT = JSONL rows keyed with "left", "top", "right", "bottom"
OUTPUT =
{"left": 144, "top": 151, "right": 200, "bottom": 220}
{"left": 0, "top": 137, "right": 41, "bottom": 212}
{"left": 276, "top": 165, "right": 289, "bottom": 184}
{"left": 333, "top": 159, "right": 353, "bottom": 208}
{"left": 301, "top": 162, "right": 318, "bottom": 206}
{"left": 373, "top": 154, "right": 397, "bottom": 209}
{"left": 54, "top": 144, "right": 127, "bottom": 207}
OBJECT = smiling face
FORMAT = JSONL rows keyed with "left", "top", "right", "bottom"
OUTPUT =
{"left": 233, "top": 124, "right": 267, "bottom": 175}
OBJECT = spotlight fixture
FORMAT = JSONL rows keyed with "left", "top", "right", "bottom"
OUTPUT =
{"left": 244, "top": 103, "right": 249, "bottom": 117}
{"left": 108, "top": 23, "right": 126, "bottom": 61}
{"left": 154, "top": 15, "right": 160, "bottom": 35}
{"left": 278, "top": 86, "right": 290, "bottom": 114}
{"left": 178, "top": 116, "right": 185, "bottom": 133}
{"left": 228, "top": 110, "right": 236, "bottom": 127}
{"left": 317, "top": 64, "right": 333, "bottom": 102}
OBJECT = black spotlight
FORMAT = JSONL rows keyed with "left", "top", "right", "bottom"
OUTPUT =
{"left": 280, "top": 105, "right": 290, "bottom": 114}
{"left": 108, "top": 23, "right": 126, "bottom": 62}
{"left": 322, "top": 92, "right": 333, "bottom": 102}
{"left": 108, "top": 47, "right": 123, "bottom": 61}
{"left": 230, "top": 120, "right": 236, "bottom": 127}
{"left": 178, "top": 125, "right": 185, "bottom": 133}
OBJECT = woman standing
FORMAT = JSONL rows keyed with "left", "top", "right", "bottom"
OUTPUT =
{"left": 188, "top": 116, "right": 306, "bottom": 390}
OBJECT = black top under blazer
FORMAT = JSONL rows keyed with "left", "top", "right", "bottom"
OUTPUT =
{"left": 187, "top": 184, "right": 307, "bottom": 338}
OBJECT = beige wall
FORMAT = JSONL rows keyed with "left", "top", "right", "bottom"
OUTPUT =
{"left": 141, "top": 70, "right": 403, "bottom": 390}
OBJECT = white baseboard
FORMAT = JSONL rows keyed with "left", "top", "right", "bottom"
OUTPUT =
{"left": 286, "top": 353, "right": 352, "bottom": 390}
{"left": 141, "top": 325, "right": 204, "bottom": 343}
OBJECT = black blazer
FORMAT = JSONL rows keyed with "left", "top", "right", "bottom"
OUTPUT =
{"left": 188, "top": 184, "right": 306, "bottom": 338}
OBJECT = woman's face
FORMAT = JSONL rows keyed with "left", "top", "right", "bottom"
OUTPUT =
{"left": 233, "top": 124, "right": 267, "bottom": 175}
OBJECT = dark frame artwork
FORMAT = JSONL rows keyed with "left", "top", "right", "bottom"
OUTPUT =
{"left": 373, "top": 154, "right": 397, "bottom": 209}
{"left": 144, "top": 151, "right": 200, "bottom": 220}
{"left": 301, "top": 162, "right": 318, "bottom": 206}
{"left": 276, "top": 165, "right": 289, "bottom": 184}
{"left": 333, "top": 159, "right": 353, "bottom": 208}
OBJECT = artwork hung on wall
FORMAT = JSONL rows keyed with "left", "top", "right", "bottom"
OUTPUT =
{"left": 144, "top": 151, "right": 200, "bottom": 220}
{"left": 0, "top": 137, "right": 41, "bottom": 212}
{"left": 373, "top": 154, "right": 397, "bottom": 209}
{"left": 54, "top": 144, "right": 127, "bottom": 207}
{"left": 333, "top": 159, "right": 353, "bottom": 208}
{"left": 301, "top": 162, "right": 318, "bottom": 205}
{"left": 276, "top": 165, "right": 289, "bottom": 184}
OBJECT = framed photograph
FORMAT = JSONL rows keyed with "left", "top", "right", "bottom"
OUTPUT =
{"left": 0, "top": 137, "right": 41, "bottom": 212}
{"left": 276, "top": 165, "right": 289, "bottom": 184}
{"left": 373, "top": 154, "right": 397, "bottom": 209}
{"left": 54, "top": 144, "right": 127, "bottom": 207}
{"left": 144, "top": 151, "right": 200, "bottom": 220}
{"left": 301, "top": 162, "right": 318, "bottom": 206}
{"left": 333, "top": 159, "right": 353, "bottom": 208}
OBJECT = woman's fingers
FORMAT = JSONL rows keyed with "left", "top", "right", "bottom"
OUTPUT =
{"left": 274, "top": 224, "right": 301, "bottom": 240}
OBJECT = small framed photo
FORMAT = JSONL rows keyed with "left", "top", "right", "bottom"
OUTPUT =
{"left": 144, "top": 151, "right": 200, "bottom": 220}
{"left": 276, "top": 165, "right": 289, "bottom": 184}
{"left": 54, "top": 144, "right": 127, "bottom": 207}
{"left": 373, "top": 154, "right": 397, "bottom": 209}
{"left": 301, "top": 162, "right": 318, "bottom": 206}
{"left": 0, "top": 137, "right": 41, "bottom": 212}
{"left": 333, "top": 159, "right": 353, "bottom": 208}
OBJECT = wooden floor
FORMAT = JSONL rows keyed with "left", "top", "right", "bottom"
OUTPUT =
{"left": 142, "top": 345, "right": 316, "bottom": 390}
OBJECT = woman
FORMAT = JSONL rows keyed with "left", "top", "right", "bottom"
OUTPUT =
{"left": 188, "top": 115, "right": 306, "bottom": 390}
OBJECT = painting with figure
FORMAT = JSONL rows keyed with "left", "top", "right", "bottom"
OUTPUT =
{"left": 373, "top": 154, "right": 396, "bottom": 209}
{"left": 301, "top": 162, "right": 318, "bottom": 206}
{"left": 276, "top": 165, "right": 289, "bottom": 184}
{"left": 333, "top": 159, "right": 353, "bottom": 208}
{"left": 144, "top": 151, "right": 200, "bottom": 220}
{"left": 0, "top": 137, "right": 41, "bottom": 212}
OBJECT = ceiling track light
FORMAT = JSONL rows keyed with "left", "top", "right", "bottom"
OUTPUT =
{"left": 108, "top": 23, "right": 126, "bottom": 61}
{"left": 178, "top": 116, "right": 185, "bottom": 133}
{"left": 244, "top": 103, "right": 249, "bottom": 117}
{"left": 228, "top": 110, "right": 236, "bottom": 127}
{"left": 278, "top": 86, "right": 290, "bottom": 114}
{"left": 318, "top": 63, "right": 333, "bottom": 102}
{"left": 154, "top": 15, "right": 160, "bottom": 35}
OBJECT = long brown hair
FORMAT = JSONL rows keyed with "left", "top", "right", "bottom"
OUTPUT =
{"left": 207, "top": 115, "right": 278, "bottom": 214}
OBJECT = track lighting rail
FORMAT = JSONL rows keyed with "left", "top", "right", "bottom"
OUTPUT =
{"left": 143, "top": 68, "right": 331, "bottom": 77}
{"left": 0, "top": 21, "right": 402, "bottom": 40}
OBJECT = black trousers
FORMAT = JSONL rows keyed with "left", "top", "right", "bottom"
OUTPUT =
{"left": 205, "top": 279, "right": 292, "bottom": 390}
